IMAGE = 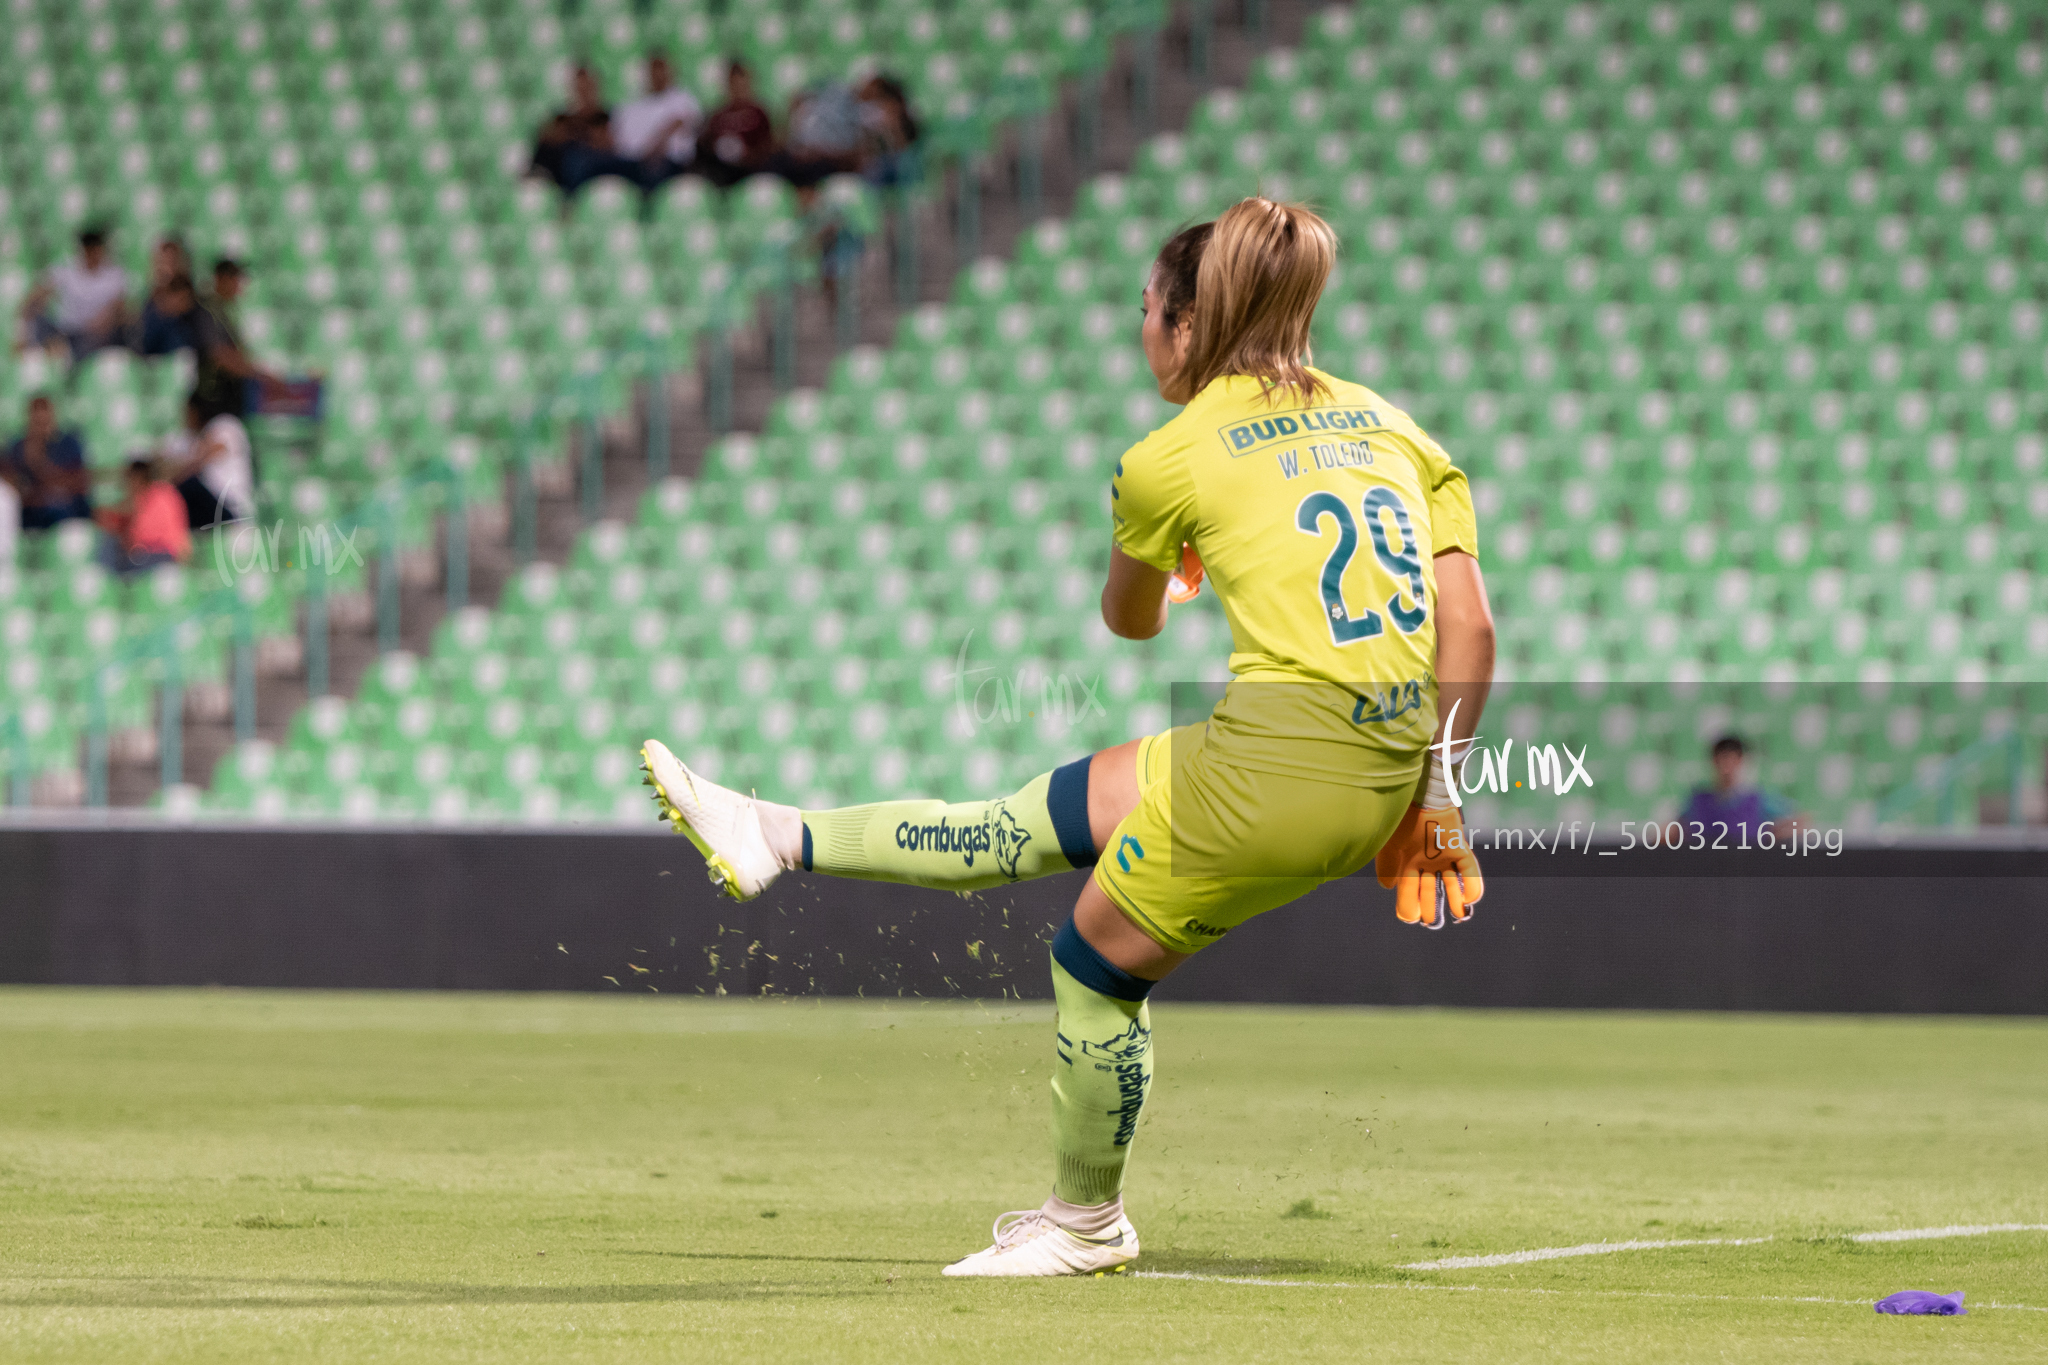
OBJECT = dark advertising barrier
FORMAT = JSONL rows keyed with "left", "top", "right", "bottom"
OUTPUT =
{"left": 1, "top": 825, "right": 2045, "bottom": 1013}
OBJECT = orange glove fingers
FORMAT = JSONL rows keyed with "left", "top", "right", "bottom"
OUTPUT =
{"left": 1440, "top": 867, "right": 1469, "bottom": 924}
{"left": 1393, "top": 872, "right": 1423, "bottom": 924}
{"left": 1379, "top": 804, "right": 1481, "bottom": 928}
{"left": 1453, "top": 857, "right": 1484, "bottom": 911}
{"left": 1424, "top": 872, "right": 1450, "bottom": 929}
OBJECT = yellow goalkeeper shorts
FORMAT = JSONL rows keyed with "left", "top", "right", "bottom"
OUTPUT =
{"left": 1090, "top": 723, "right": 1418, "bottom": 956}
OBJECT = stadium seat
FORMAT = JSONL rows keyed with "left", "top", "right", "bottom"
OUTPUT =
{"left": 13, "top": 0, "right": 2035, "bottom": 832}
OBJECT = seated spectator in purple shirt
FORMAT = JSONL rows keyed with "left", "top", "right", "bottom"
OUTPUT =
{"left": 2, "top": 394, "right": 94, "bottom": 532}
{"left": 1679, "top": 734, "right": 1799, "bottom": 840}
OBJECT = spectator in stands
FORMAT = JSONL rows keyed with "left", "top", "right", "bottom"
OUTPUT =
{"left": 191, "top": 259, "right": 285, "bottom": 424}
{"left": 776, "top": 74, "right": 922, "bottom": 194}
{"left": 138, "top": 271, "right": 200, "bottom": 359}
{"left": 697, "top": 59, "right": 776, "bottom": 188}
{"left": 2, "top": 394, "right": 93, "bottom": 532}
{"left": 781, "top": 80, "right": 870, "bottom": 189}
{"left": 16, "top": 227, "right": 131, "bottom": 363}
{"left": 1679, "top": 734, "right": 1800, "bottom": 840}
{"left": 136, "top": 237, "right": 200, "bottom": 357}
{"left": 855, "top": 74, "right": 921, "bottom": 187}
{"left": 776, "top": 78, "right": 892, "bottom": 312}
{"left": 94, "top": 458, "right": 191, "bottom": 575}
{"left": 531, "top": 65, "right": 636, "bottom": 196}
{"left": 612, "top": 52, "right": 701, "bottom": 190}
{"left": 164, "top": 394, "right": 254, "bottom": 529}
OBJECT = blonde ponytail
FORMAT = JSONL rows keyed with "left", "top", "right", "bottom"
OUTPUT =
{"left": 1172, "top": 197, "right": 1336, "bottom": 405}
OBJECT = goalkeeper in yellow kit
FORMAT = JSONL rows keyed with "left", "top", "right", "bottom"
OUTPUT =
{"left": 641, "top": 197, "right": 1497, "bottom": 1277}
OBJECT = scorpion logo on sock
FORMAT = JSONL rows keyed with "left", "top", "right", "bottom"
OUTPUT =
{"left": 1079, "top": 1018, "right": 1152, "bottom": 1147}
{"left": 1079, "top": 1016, "right": 1151, "bottom": 1064}
{"left": 990, "top": 801, "right": 1032, "bottom": 879}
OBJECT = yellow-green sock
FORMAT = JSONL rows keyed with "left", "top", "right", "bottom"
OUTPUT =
{"left": 1049, "top": 920, "right": 1155, "bottom": 1205}
{"left": 798, "top": 757, "right": 1097, "bottom": 891}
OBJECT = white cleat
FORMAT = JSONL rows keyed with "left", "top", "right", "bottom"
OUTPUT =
{"left": 941, "top": 1210, "right": 1141, "bottom": 1278}
{"left": 640, "top": 739, "right": 784, "bottom": 902}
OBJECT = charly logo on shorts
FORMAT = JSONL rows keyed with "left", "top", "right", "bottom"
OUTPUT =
{"left": 893, "top": 798, "right": 1032, "bottom": 879}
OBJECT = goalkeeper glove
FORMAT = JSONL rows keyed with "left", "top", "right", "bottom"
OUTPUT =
{"left": 1375, "top": 767, "right": 1483, "bottom": 929}
{"left": 1166, "top": 542, "right": 1205, "bottom": 603}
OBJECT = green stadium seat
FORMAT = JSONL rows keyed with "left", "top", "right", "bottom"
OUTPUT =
{"left": 2, "top": 0, "right": 2002, "bottom": 828}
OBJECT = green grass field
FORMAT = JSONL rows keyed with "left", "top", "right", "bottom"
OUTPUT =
{"left": 2, "top": 989, "right": 2044, "bottom": 1362}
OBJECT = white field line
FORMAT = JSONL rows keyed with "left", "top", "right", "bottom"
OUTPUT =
{"left": 1404, "top": 1236, "right": 1773, "bottom": 1270}
{"left": 1130, "top": 1272, "right": 2048, "bottom": 1313}
{"left": 1848, "top": 1222, "right": 2048, "bottom": 1243}
{"left": 1401, "top": 1222, "right": 2048, "bottom": 1271}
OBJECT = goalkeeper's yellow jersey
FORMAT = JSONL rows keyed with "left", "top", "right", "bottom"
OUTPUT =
{"left": 1110, "top": 369, "right": 1479, "bottom": 786}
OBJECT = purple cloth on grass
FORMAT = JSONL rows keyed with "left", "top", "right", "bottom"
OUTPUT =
{"left": 1874, "top": 1290, "right": 1966, "bottom": 1315}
